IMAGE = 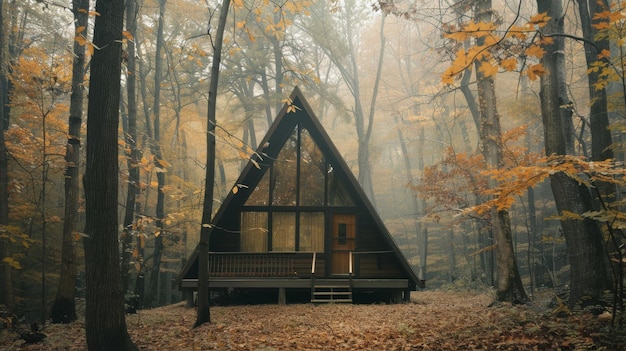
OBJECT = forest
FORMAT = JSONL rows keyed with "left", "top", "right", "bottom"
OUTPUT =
{"left": 1, "top": 0, "right": 626, "bottom": 349}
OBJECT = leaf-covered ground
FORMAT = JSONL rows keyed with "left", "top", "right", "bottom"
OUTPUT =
{"left": 2, "top": 291, "right": 624, "bottom": 350}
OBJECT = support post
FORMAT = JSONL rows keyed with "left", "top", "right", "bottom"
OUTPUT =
{"left": 278, "top": 287, "right": 286, "bottom": 305}
{"left": 185, "top": 290, "right": 194, "bottom": 308}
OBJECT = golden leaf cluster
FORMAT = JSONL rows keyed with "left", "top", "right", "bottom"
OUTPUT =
{"left": 441, "top": 13, "right": 552, "bottom": 84}
{"left": 586, "top": 2, "right": 626, "bottom": 91}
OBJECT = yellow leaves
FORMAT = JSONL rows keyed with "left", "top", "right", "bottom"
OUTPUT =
{"left": 282, "top": 97, "right": 301, "bottom": 113}
{"left": 528, "top": 12, "right": 551, "bottom": 28}
{"left": 500, "top": 57, "right": 518, "bottom": 72}
{"left": 123, "top": 30, "right": 134, "bottom": 41}
{"left": 525, "top": 64, "right": 546, "bottom": 81}
{"left": 441, "top": 11, "right": 557, "bottom": 84}
{"left": 232, "top": 183, "right": 249, "bottom": 195}
{"left": 587, "top": 60, "right": 606, "bottom": 74}
{"left": 74, "top": 35, "right": 88, "bottom": 46}
{"left": 78, "top": 8, "right": 99, "bottom": 16}
{"left": 73, "top": 231, "right": 86, "bottom": 241}
{"left": 464, "top": 20, "right": 496, "bottom": 38}
{"left": 524, "top": 44, "right": 546, "bottom": 59}
{"left": 86, "top": 42, "right": 95, "bottom": 56}
{"left": 441, "top": 47, "right": 476, "bottom": 83}
{"left": 593, "top": 9, "right": 626, "bottom": 24}
{"left": 2, "top": 257, "right": 22, "bottom": 270}
{"left": 156, "top": 158, "right": 171, "bottom": 168}
{"left": 598, "top": 49, "right": 611, "bottom": 59}
{"left": 232, "top": 0, "right": 244, "bottom": 8}
{"left": 478, "top": 61, "right": 498, "bottom": 78}
{"left": 444, "top": 30, "right": 470, "bottom": 42}
{"left": 505, "top": 25, "right": 528, "bottom": 40}
{"left": 445, "top": 20, "right": 496, "bottom": 41}
{"left": 425, "top": 137, "right": 626, "bottom": 223}
{"left": 74, "top": 32, "right": 96, "bottom": 56}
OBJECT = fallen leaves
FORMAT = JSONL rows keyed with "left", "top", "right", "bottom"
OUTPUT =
{"left": 2, "top": 291, "right": 624, "bottom": 350}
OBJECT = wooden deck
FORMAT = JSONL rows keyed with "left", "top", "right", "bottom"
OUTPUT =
{"left": 176, "top": 251, "right": 415, "bottom": 303}
{"left": 179, "top": 277, "right": 410, "bottom": 290}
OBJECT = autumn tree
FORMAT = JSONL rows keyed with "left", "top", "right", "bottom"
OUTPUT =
{"left": 303, "top": 0, "right": 385, "bottom": 203}
{"left": 8, "top": 40, "right": 73, "bottom": 325}
{"left": 0, "top": 0, "right": 12, "bottom": 312}
{"left": 471, "top": 0, "right": 528, "bottom": 304}
{"left": 535, "top": 0, "right": 609, "bottom": 307}
{"left": 82, "top": 0, "right": 137, "bottom": 348}
{"left": 50, "top": 0, "right": 89, "bottom": 324}
{"left": 196, "top": 0, "right": 231, "bottom": 328}
{"left": 120, "top": 0, "right": 140, "bottom": 296}
{"left": 144, "top": 0, "right": 168, "bottom": 309}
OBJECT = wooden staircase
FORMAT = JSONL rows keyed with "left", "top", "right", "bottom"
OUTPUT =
{"left": 311, "top": 279, "right": 352, "bottom": 303}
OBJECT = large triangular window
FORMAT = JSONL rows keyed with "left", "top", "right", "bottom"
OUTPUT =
{"left": 241, "top": 123, "right": 356, "bottom": 252}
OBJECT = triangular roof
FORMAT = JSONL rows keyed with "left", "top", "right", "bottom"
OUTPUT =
{"left": 175, "top": 87, "right": 423, "bottom": 289}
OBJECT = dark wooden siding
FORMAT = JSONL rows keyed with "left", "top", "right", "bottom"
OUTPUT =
{"left": 356, "top": 252, "right": 405, "bottom": 278}
{"left": 357, "top": 214, "right": 391, "bottom": 251}
{"left": 356, "top": 215, "right": 406, "bottom": 278}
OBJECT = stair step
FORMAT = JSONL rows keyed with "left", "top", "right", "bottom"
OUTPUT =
{"left": 313, "top": 291, "right": 352, "bottom": 296}
{"left": 311, "top": 299, "right": 352, "bottom": 303}
{"left": 311, "top": 280, "right": 353, "bottom": 303}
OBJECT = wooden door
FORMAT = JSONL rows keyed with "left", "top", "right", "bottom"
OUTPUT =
{"left": 331, "top": 214, "right": 356, "bottom": 274}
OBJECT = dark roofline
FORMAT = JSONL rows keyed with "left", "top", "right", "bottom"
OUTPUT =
{"left": 174, "top": 87, "right": 424, "bottom": 289}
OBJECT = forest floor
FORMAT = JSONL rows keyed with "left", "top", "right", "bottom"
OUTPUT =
{"left": 1, "top": 290, "right": 625, "bottom": 350}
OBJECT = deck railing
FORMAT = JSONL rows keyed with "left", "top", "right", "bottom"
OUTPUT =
{"left": 208, "top": 252, "right": 303, "bottom": 277}
{"left": 206, "top": 251, "right": 393, "bottom": 278}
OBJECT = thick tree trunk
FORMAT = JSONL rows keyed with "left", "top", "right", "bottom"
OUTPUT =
{"left": 196, "top": 0, "right": 231, "bottom": 328}
{"left": 50, "top": 0, "right": 89, "bottom": 324}
{"left": 474, "top": 0, "right": 528, "bottom": 303}
{"left": 0, "top": 0, "right": 14, "bottom": 312}
{"left": 83, "top": 0, "right": 137, "bottom": 349}
{"left": 538, "top": 0, "right": 609, "bottom": 306}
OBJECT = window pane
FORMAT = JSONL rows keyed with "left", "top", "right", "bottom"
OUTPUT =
{"left": 271, "top": 212, "right": 296, "bottom": 251}
{"left": 240, "top": 212, "right": 268, "bottom": 252}
{"left": 327, "top": 164, "right": 355, "bottom": 206}
{"left": 299, "top": 212, "right": 324, "bottom": 252}
{"left": 299, "top": 128, "right": 325, "bottom": 206}
{"left": 272, "top": 128, "right": 298, "bottom": 206}
{"left": 338, "top": 223, "right": 347, "bottom": 245}
{"left": 245, "top": 170, "right": 270, "bottom": 206}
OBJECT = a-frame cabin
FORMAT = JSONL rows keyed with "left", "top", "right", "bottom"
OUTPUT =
{"left": 175, "top": 87, "right": 423, "bottom": 304}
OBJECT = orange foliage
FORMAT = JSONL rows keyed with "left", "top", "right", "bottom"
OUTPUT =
{"left": 420, "top": 120, "right": 626, "bottom": 225}
{"left": 441, "top": 12, "right": 551, "bottom": 84}
{"left": 5, "top": 47, "right": 71, "bottom": 222}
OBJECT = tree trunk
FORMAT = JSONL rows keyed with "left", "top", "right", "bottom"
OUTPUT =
{"left": 474, "top": 0, "right": 528, "bottom": 303}
{"left": 394, "top": 115, "right": 425, "bottom": 279}
{"left": 144, "top": 0, "right": 167, "bottom": 308}
{"left": 576, "top": 0, "right": 612, "bottom": 163}
{"left": 448, "top": 229, "right": 457, "bottom": 283}
{"left": 83, "top": 0, "right": 137, "bottom": 349}
{"left": 195, "top": 0, "right": 231, "bottom": 328}
{"left": 538, "top": 0, "right": 608, "bottom": 306}
{"left": 49, "top": 0, "right": 89, "bottom": 324}
{"left": 120, "top": 0, "right": 140, "bottom": 296}
{"left": 351, "top": 10, "right": 384, "bottom": 205}
{"left": 0, "top": 0, "right": 14, "bottom": 312}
